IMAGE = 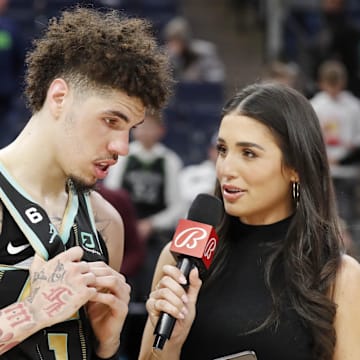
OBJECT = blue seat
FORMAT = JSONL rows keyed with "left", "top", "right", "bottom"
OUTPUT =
{"left": 163, "top": 82, "right": 224, "bottom": 165}
{"left": 173, "top": 81, "right": 224, "bottom": 112}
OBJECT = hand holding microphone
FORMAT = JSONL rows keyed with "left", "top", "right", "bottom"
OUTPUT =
{"left": 149, "top": 193, "right": 223, "bottom": 350}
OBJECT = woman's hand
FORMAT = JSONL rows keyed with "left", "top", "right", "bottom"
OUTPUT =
{"left": 146, "top": 264, "right": 202, "bottom": 349}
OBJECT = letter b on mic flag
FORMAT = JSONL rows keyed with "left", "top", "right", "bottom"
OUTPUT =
{"left": 170, "top": 218, "right": 218, "bottom": 273}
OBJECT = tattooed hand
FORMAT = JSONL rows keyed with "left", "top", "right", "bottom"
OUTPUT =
{"left": 27, "top": 246, "right": 97, "bottom": 328}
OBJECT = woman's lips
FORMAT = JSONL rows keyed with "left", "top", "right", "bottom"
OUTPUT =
{"left": 222, "top": 184, "right": 246, "bottom": 202}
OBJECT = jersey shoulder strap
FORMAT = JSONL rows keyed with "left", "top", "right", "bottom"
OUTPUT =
{"left": 0, "top": 164, "right": 67, "bottom": 260}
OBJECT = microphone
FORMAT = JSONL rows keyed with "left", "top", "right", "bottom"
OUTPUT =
{"left": 153, "top": 193, "right": 224, "bottom": 350}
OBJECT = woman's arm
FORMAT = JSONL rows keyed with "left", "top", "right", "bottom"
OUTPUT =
{"left": 333, "top": 254, "right": 360, "bottom": 360}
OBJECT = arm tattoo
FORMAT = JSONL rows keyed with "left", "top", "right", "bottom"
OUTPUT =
{"left": 0, "top": 326, "right": 18, "bottom": 354}
{"left": 2, "top": 304, "right": 33, "bottom": 328}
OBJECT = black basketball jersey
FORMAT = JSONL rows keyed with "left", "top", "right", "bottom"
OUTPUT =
{"left": 0, "top": 163, "right": 108, "bottom": 359}
{"left": 121, "top": 155, "right": 166, "bottom": 219}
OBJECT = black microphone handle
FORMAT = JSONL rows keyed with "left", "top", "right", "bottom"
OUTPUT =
{"left": 153, "top": 257, "right": 193, "bottom": 350}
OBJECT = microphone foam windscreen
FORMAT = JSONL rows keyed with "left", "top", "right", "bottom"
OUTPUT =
{"left": 187, "top": 193, "right": 223, "bottom": 227}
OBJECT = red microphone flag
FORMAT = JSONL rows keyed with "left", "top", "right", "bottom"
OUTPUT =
{"left": 169, "top": 218, "right": 218, "bottom": 271}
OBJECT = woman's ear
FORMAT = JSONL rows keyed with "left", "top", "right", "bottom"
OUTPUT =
{"left": 46, "top": 78, "right": 69, "bottom": 119}
{"left": 290, "top": 168, "right": 300, "bottom": 183}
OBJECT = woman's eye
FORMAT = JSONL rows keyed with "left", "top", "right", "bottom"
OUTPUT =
{"left": 216, "top": 144, "right": 226, "bottom": 155}
{"left": 243, "top": 149, "right": 256, "bottom": 158}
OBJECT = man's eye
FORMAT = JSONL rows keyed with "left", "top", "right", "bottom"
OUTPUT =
{"left": 104, "top": 118, "right": 115, "bottom": 125}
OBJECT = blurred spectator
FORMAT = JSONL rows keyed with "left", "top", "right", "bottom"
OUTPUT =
{"left": 0, "top": 0, "right": 27, "bottom": 148}
{"left": 179, "top": 132, "right": 218, "bottom": 212}
{"left": 310, "top": 59, "right": 360, "bottom": 164}
{"left": 260, "top": 60, "right": 304, "bottom": 91}
{"left": 282, "top": 0, "right": 360, "bottom": 97}
{"left": 315, "top": 0, "right": 360, "bottom": 96}
{"left": 163, "top": 16, "right": 225, "bottom": 83}
{"left": 310, "top": 59, "right": 360, "bottom": 236}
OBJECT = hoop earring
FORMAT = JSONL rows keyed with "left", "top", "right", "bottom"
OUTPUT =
{"left": 292, "top": 181, "right": 300, "bottom": 206}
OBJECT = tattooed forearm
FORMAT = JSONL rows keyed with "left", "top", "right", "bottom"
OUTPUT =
{"left": 3, "top": 304, "right": 33, "bottom": 328}
{"left": 0, "top": 303, "right": 35, "bottom": 351}
{"left": 0, "top": 303, "right": 35, "bottom": 354}
{"left": 0, "top": 327, "right": 18, "bottom": 355}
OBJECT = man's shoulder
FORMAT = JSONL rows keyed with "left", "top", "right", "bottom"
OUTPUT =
{"left": 90, "top": 190, "right": 121, "bottom": 219}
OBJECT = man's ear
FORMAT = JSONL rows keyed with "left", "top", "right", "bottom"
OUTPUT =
{"left": 46, "top": 78, "right": 69, "bottom": 119}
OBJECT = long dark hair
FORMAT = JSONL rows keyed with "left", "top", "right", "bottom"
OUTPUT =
{"left": 209, "top": 83, "right": 343, "bottom": 359}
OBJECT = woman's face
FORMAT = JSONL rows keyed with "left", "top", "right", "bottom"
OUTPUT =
{"left": 216, "top": 113, "right": 298, "bottom": 225}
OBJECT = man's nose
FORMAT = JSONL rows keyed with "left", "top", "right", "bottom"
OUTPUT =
{"left": 108, "top": 131, "right": 130, "bottom": 156}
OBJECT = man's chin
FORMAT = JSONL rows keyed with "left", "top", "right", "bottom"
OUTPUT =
{"left": 68, "top": 176, "right": 97, "bottom": 194}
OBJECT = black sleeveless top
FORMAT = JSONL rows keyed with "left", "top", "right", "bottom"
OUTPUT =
{"left": 181, "top": 217, "right": 314, "bottom": 360}
{"left": 121, "top": 155, "right": 166, "bottom": 219}
{"left": 0, "top": 165, "right": 108, "bottom": 360}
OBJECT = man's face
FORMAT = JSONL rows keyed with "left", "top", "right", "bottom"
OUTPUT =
{"left": 55, "top": 86, "right": 145, "bottom": 190}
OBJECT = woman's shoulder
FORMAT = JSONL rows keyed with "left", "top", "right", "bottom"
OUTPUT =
{"left": 338, "top": 254, "right": 360, "bottom": 280}
{"left": 332, "top": 256, "right": 360, "bottom": 358}
{"left": 334, "top": 254, "right": 360, "bottom": 303}
{"left": 337, "top": 254, "right": 360, "bottom": 282}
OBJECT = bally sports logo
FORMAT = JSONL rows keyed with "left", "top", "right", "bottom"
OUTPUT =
{"left": 170, "top": 219, "right": 219, "bottom": 269}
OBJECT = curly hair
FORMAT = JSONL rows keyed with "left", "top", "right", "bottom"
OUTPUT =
{"left": 24, "top": 6, "right": 173, "bottom": 113}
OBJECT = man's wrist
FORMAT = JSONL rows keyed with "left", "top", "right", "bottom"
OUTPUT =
{"left": 93, "top": 340, "right": 120, "bottom": 360}
{"left": 92, "top": 346, "right": 120, "bottom": 360}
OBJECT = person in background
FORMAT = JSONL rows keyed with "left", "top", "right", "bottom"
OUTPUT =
{"left": 139, "top": 83, "right": 360, "bottom": 360}
{"left": 0, "top": 0, "right": 27, "bottom": 148}
{"left": 0, "top": 6, "right": 172, "bottom": 359}
{"left": 162, "top": 16, "right": 225, "bottom": 83}
{"left": 310, "top": 59, "right": 360, "bottom": 164}
{"left": 179, "top": 132, "right": 218, "bottom": 212}
{"left": 260, "top": 60, "right": 303, "bottom": 92}
{"left": 104, "top": 109, "right": 184, "bottom": 265}
{"left": 310, "top": 59, "right": 360, "bottom": 240}
{"left": 316, "top": 0, "right": 360, "bottom": 97}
